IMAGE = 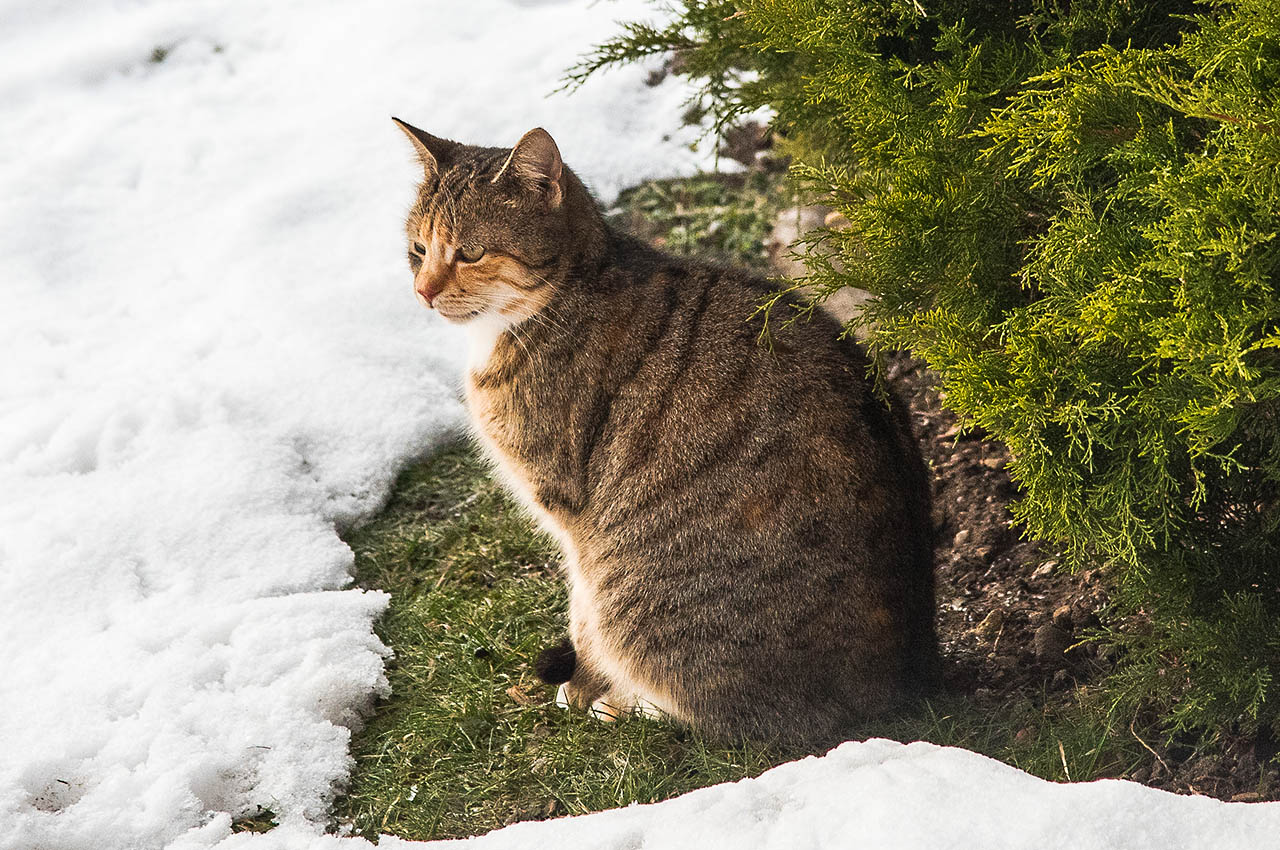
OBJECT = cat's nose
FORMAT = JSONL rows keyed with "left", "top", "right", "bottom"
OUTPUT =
{"left": 415, "top": 272, "right": 447, "bottom": 308}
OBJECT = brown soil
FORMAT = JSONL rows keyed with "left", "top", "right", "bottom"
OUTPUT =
{"left": 885, "top": 351, "right": 1279, "bottom": 802}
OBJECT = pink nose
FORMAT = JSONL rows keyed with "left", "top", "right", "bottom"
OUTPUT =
{"left": 415, "top": 275, "right": 446, "bottom": 307}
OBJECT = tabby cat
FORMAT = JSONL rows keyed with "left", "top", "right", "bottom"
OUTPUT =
{"left": 394, "top": 118, "right": 937, "bottom": 745}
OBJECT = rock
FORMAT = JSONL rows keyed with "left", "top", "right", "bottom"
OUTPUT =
{"left": 766, "top": 206, "right": 829, "bottom": 277}
{"left": 1052, "top": 604, "right": 1074, "bottom": 630}
{"left": 1032, "top": 560, "right": 1058, "bottom": 578}
{"left": 953, "top": 528, "right": 972, "bottom": 547}
{"left": 824, "top": 210, "right": 851, "bottom": 229}
{"left": 1129, "top": 766, "right": 1151, "bottom": 783}
{"left": 1232, "top": 791, "right": 1262, "bottom": 802}
{"left": 1014, "top": 727, "right": 1034, "bottom": 744}
{"left": 970, "top": 609, "right": 1006, "bottom": 639}
{"left": 1191, "top": 755, "right": 1222, "bottom": 781}
{"left": 1034, "top": 622, "right": 1072, "bottom": 661}
{"left": 981, "top": 455, "right": 1006, "bottom": 470}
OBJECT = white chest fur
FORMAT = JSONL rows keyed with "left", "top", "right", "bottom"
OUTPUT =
{"left": 463, "top": 316, "right": 578, "bottom": 566}
{"left": 465, "top": 312, "right": 509, "bottom": 370}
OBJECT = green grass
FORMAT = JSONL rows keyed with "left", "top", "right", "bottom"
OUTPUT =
{"left": 607, "top": 169, "right": 797, "bottom": 271}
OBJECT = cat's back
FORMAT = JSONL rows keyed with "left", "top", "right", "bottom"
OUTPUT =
{"left": 578, "top": 235, "right": 927, "bottom": 537}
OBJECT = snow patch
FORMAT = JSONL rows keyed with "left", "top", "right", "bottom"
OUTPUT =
{"left": 210, "top": 740, "right": 1280, "bottom": 850}
{"left": 0, "top": 1, "right": 713, "bottom": 848}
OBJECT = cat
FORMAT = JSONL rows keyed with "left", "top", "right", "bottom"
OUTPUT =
{"left": 393, "top": 117, "right": 937, "bottom": 745}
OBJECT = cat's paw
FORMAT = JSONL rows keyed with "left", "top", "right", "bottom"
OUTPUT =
{"left": 587, "top": 693, "right": 666, "bottom": 722}
{"left": 588, "top": 697, "right": 623, "bottom": 722}
{"left": 555, "top": 683, "right": 625, "bottom": 720}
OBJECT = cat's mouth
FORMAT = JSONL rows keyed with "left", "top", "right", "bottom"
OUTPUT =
{"left": 435, "top": 305, "right": 484, "bottom": 323}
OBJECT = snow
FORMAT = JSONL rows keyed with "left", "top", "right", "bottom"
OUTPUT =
{"left": 0, "top": 1, "right": 712, "bottom": 848}
{"left": 212, "top": 740, "right": 1280, "bottom": 850}
{"left": 5, "top": 1, "right": 1279, "bottom": 849}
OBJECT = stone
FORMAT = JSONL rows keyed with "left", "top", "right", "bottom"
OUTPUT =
{"left": 824, "top": 210, "right": 851, "bottom": 229}
{"left": 1034, "top": 622, "right": 1072, "bottom": 661}
{"left": 1032, "top": 560, "right": 1058, "bottom": 578}
{"left": 953, "top": 528, "right": 972, "bottom": 547}
{"left": 971, "top": 609, "right": 1006, "bottom": 639}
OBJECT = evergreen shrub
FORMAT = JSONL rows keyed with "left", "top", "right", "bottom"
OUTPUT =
{"left": 573, "top": 0, "right": 1280, "bottom": 736}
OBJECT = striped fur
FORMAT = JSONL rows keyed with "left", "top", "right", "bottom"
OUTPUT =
{"left": 396, "top": 121, "right": 937, "bottom": 745}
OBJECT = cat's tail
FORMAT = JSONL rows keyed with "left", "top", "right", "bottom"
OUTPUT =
{"left": 534, "top": 637, "right": 577, "bottom": 684}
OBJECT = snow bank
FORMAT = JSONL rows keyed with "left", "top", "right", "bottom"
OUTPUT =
{"left": 0, "top": 1, "right": 712, "bottom": 848}
{"left": 210, "top": 740, "right": 1280, "bottom": 850}
{"left": 8, "top": 2, "right": 1274, "bottom": 849}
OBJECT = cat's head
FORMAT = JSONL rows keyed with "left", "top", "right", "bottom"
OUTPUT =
{"left": 394, "top": 118, "right": 598, "bottom": 327}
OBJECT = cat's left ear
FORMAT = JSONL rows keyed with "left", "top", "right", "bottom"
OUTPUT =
{"left": 495, "top": 128, "right": 563, "bottom": 209}
{"left": 392, "top": 117, "right": 459, "bottom": 178}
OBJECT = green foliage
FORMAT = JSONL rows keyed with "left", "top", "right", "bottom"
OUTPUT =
{"left": 577, "top": 0, "right": 1280, "bottom": 737}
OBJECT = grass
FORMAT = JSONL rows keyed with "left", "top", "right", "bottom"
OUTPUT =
{"left": 330, "top": 167, "right": 1173, "bottom": 842}
{"left": 606, "top": 168, "right": 797, "bottom": 271}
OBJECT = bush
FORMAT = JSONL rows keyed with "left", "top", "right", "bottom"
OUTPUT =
{"left": 574, "top": 0, "right": 1280, "bottom": 737}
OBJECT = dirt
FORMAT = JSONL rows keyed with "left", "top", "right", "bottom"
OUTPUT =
{"left": 883, "top": 350, "right": 1278, "bottom": 802}
{"left": 885, "top": 354, "right": 1098, "bottom": 696}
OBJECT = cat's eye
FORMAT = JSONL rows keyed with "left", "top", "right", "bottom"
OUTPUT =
{"left": 411, "top": 241, "right": 426, "bottom": 255}
{"left": 457, "top": 244, "right": 486, "bottom": 263}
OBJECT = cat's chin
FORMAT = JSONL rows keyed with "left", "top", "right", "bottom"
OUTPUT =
{"left": 435, "top": 307, "right": 483, "bottom": 324}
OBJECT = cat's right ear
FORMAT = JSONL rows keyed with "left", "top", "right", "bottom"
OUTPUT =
{"left": 392, "top": 117, "right": 459, "bottom": 178}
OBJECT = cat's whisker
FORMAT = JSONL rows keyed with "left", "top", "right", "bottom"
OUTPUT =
{"left": 506, "top": 322, "right": 536, "bottom": 361}
{"left": 519, "top": 307, "right": 571, "bottom": 338}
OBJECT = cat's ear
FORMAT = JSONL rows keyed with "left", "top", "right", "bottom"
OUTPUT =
{"left": 392, "top": 117, "right": 459, "bottom": 177}
{"left": 495, "top": 128, "right": 563, "bottom": 208}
